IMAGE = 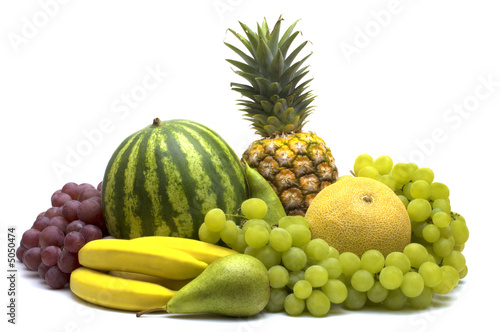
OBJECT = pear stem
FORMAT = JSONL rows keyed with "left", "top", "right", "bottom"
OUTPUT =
{"left": 136, "top": 306, "right": 166, "bottom": 317}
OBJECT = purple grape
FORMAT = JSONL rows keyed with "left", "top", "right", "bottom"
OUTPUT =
{"left": 58, "top": 250, "right": 80, "bottom": 273}
{"left": 16, "top": 245, "right": 26, "bottom": 262}
{"left": 51, "top": 189, "right": 62, "bottom": 202}
{"left": 51, "top": 192, "right": 72, "bottom": 208}
{"left": 61, "top": 182, "right": 79, "bottom": 200}
{"left": 48, "top": 216, "right": 69, "bottom": 234}
{"left": 36, "top": 211, "right": 46, "bottom": 219}
{"left": 21, "top": 228, "right": 40, "bottom": 249}
{"left": 64, "top": 231, "right": 85, "bottom": 253}
{"left": 78, "top": 188, "right": 101, "bottom": 202}
{"left": 66, "top": 220, "right": 85, "bottom": 233}
{"left": 77, "top": 199, "right": 102, "bottom": 224}
{"left": 39, "top": 226, "right": 65, "bottom": 248}
{"left": 97, "top": 181, "right": 102, "bottom": 191}
{"left": 32, "top": 216, "right": 50, "bottom": 231}
{"left": 80, "top": 224, "right": 102, "bottom": 243}
{"left": 75, "top": 183, "right": 95, "bottom": 201}
{"left": 38, "top": 262, "right": 51, "bottom": 279}
{"left": 41, "top": 245, "right": 61, "bottom": 267}
{"left": 62, "top": 200, "right": 81, "bottom": 222}
{"left": 45, "top": 207, "right": 62, "bottom": 219}
{"left": 45, "top": 266, "right": 69, "bottom": 289}
{"left": 23, "top": 247, "right": 42, "bottom": 271}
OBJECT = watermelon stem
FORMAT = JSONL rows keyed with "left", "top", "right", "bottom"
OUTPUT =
{"left": 151, "top": 118, "right": 163, "bottom": 127}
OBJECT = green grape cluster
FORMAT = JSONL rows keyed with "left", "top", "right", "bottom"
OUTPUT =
{"left": 353, "top": 154, "right": 469, "bottom": 277}
{"left": 199, "top": 194, "right": 467, "bottom": 316}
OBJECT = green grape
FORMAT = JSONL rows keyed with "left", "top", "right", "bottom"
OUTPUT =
{"left": 268, "top": 265, "right": 289, "bottom": 289}
{"left": 265, "top": 288, "right": 287, "bottom": 312}
{"left": 407, "top": 162, "right": 419, "bottom": 175}
{"left": 282, "top": 247, "right": 308, "bottom": 272}
{"left": 351, "top": 269, "right": 374, "bottom": 292}
{"left": 328, "top": 246, "right": 340, "bottom": 259}
{"left": 244, "top": 225, "right": 269, "bottom": 249}
{"left": 241, "top": 198, "right": 268, "bottom": 219}
{"left": 286, "top": 224, "right": 311, "bottom": 247}
{"left": 418, "top": 261, "right": 443, "bottom": 288}
{"left": 339, "top": 252, "right": 361, "bottom": 276}
{"left": 407, "top": 198, "right": 432, "bottom": 222}
{"left": 360, "top": 249, "right": 385, "bottom": 274}
{"left": 379, "top": 174, "right": 397, "bottom": 191}
{"left": 287, "top": 270, "right": 305, "bottom": 289}
{"left": 269, "top": 227, "right": 293, "bottom": 252}
{"left": 254, "top": 245, "right": 281, "bottom": 269}
{"left": 450, "top": 219, "right": 469, "bottom": 245}
{"left": 305, "top": 238, "right": 330, "bottom": 261}
{"left": 322, "top": 279, "right": 348, "bottom": 304}
{"left": 433, "top": 238, "right": 454, "bottom": 257}
{"left": 400, "top": 271, "right": 425, "bottom": 298}
{"left": 353, "top": 154, "right": 374, "bottom": 175}
{"left": 398, "top": 195, "right": 409, "bottom": 208}
{"left": 318, "top": 257, "right": 343, "bottom": 279}
{"left": 219, "top": 220, "right": 238, "bottom": 244}
{"left": 284, "top": 294, "right": 305, "bottom": 316}
{"left": 408, "top": 286, "right": 433, "bottom": 309}
{"left": 374, "top": 155, "right": 393, "bottom": 175}
{"left": 304, "top": 265, "right": 329, "bottom": 288}
{"left": 358, "top": 166, "right": 379, "bottom": 179}
{"left": 404, "top": 243, "right": 429, "bottom": 268}
{"left": 244, "top": 246, "right": 259, "bottom": 256}
{"left": 293, "top": 279, "right": 313, "bottom": 299}
{"left": 306, "top": 290, "right": 331, "bottom": 317}
{"left": 242, "top": 218, "right": 271, "bottom": 233}
{"left": 385, "top": 251, "right": 411, "bottom": 273}
{"left": 379, "top": 266, "right": 404, "bottom": 290}
{"left": 403, "top": 182, "right": 413, "bottom": 200}
{"left": 432, "top": 265, "right": 459, "bottom": 294}
{"left": 344, "top": 287, "right": 367, "bottom": 310}
{"left": 411, "top": 220, "right": 426, "bottom": 239}
{"left": 278, "top": 215, "right": 309, "bottom": 229}
{"left": 383, "top": 289, "right": 407, "bottom": 310}
{"left": 391, "top": 163, "right": 412, "bottom": 184}
{"left": 411, "top": 167, "right": 434, "bottom": 184}
{"left": 422, "top": 224, "right": 441, "bottom": 243}
{"left": 432, "top": 199, "right": 451, "bottom": 214}
{"left": 203, "top": 208, "right": 226, "bottom": 232}
{"left": 459, "top": 265, "right": 468, "bottom": 279}
{"left": 410, "top": 180, "right": 431, "bottom": 200}
{"left": 367, "top": 281, "right": 388, "bottom": 303}
{"left": 432, "top": 211, "right": 450, "bottom": 228}
{"left": 439, "top": 225, "right": 452, "bottom": 238}
{"left": 431, "top": 207, "right": 443, "bottom": 217}
{"left": 198, "top": 223, "right": 220, "bottom": 244}
{"left": 429, "top": 182, "right": 450, "bottom": 200}
{"left": 229, "top": 228, "right": 247, "bottom": 253}
{"left": 442, "top": 251, "right": 466, "bottom": 273}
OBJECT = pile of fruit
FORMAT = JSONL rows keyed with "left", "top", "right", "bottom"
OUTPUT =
{"left": 17, "top": 16, "right": 469, "bottom": 319}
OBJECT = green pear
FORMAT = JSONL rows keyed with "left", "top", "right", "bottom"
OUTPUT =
{"left": 137, "top": 254, "right": 270, "bottom": 317}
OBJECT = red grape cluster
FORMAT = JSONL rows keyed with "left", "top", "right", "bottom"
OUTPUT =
{"left": 17, "top": 182, "right": 110, "bottom": 289}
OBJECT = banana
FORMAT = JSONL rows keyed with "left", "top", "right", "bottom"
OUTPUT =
{"left": 78, "top": 238, "right": 208, "bottom": 280}
{"left": 70, "top": 267, "right": 176, "bottom": 311}
{"left": 108, "top": 271, "right": 192, "bottom": 291}
{"left": 131, "top": 236, "right": 238, "bottom": 264}
{"left": 243, "top": 160, "right": 286, "bottom": 225}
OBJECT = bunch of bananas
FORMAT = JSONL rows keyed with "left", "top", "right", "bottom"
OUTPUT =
{"left": 70, "top": 236, "right": 238, "bottom": 311}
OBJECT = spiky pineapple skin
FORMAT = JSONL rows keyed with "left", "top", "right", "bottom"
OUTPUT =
{"left": 243, "top": 132, "right": 338, "bottom": 216}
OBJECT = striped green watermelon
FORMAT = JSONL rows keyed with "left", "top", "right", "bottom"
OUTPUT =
{"left": 101, "top": 118, "right": 248, "bottom": 239}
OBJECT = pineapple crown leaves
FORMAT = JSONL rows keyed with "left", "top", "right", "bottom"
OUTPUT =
{"left": 225, "top": 16, "right": 316, "bottom": 137}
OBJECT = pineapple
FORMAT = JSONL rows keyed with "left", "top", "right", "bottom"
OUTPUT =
{"left": 226, "top": 17, "right": 338, "bottom": 216}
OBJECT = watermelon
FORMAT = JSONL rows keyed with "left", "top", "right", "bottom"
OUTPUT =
{"left": 101, "top": 118, "right": 248, "bottom": 239}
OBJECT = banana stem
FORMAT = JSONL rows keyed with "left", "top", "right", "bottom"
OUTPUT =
{"left": 136, "top": 305, "right": 166, "bottom": 317}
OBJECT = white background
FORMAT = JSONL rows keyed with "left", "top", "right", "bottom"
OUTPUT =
{"left": 1, "top": 0, "right": 499, "bottom": 331}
